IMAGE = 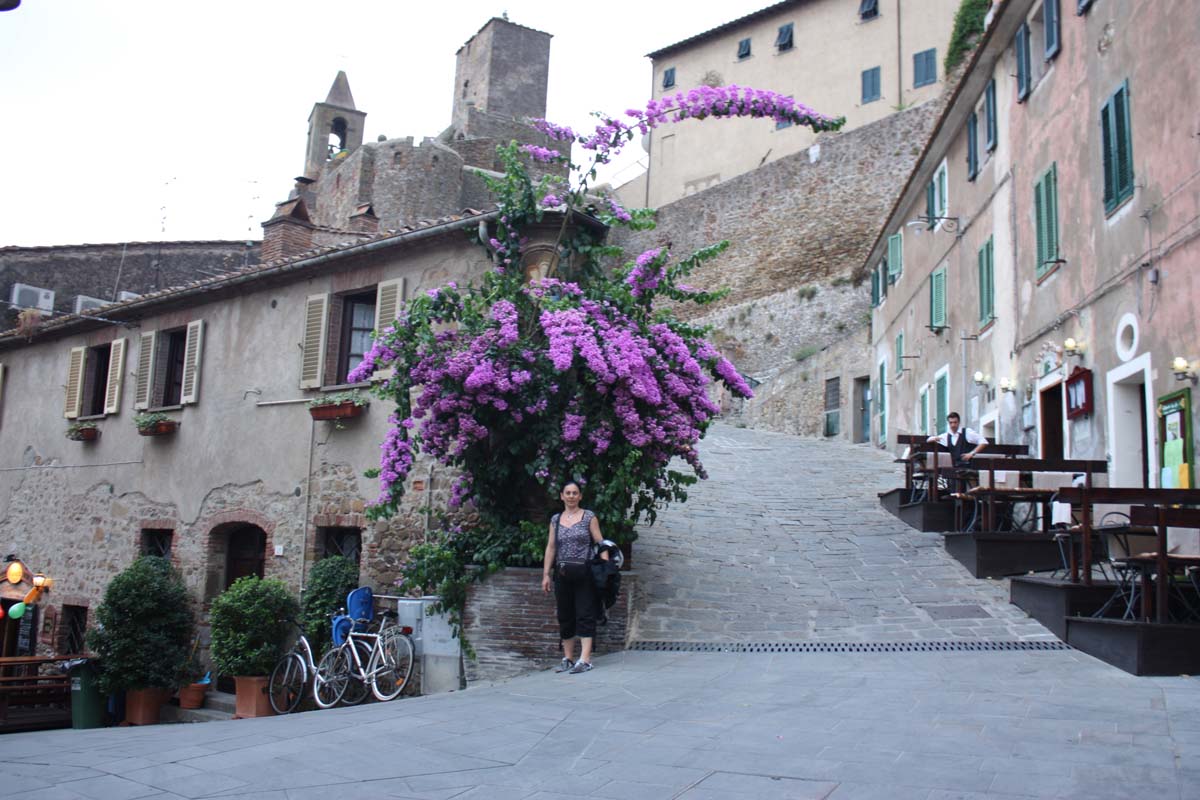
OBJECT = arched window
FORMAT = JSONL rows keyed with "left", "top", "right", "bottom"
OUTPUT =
{"left": 327, "top": 117, "right": 348, "bottom": 158}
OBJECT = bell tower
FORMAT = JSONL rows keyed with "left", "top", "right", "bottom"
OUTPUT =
{"left": 303, "top": 71, "right": 367, "bottom": 178}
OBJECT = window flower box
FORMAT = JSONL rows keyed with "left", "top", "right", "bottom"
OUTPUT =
{"left": 309, "top": 390, "right": 369, "bottom": 422}
{"left": 135, "top": 413, "right": 180, "bottom": 437}
{"left": 65, "top": 422, "right": 100, "bottom": 442}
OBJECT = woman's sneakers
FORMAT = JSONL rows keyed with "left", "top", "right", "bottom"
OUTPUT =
{"left": 568, "top": 660, "right": 593, "bottom": 674}
{"left": 554, "top": 657, "right": 573, "bottom": 673}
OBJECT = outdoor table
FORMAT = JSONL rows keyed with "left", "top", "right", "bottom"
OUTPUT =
{"left": 1118, "top": 554, "right": 1200, "bottom": 623}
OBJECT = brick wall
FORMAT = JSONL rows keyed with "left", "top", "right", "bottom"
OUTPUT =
{"left": 463, "top": 567, "right": 636, "bottom": 682}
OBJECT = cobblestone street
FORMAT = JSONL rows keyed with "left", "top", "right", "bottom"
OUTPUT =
{"left": 632, "top": 424, "right": 1052, "bottom": 643}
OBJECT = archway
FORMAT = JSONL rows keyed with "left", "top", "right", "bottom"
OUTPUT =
{"left": 205, "top": 523, "right": 267, "bottom": 600}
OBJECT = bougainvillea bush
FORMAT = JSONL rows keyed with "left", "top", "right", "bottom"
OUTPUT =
{"left": 354, "top": 87, "right": 843, "bottom": 626}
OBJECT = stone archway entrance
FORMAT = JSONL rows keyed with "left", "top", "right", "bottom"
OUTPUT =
{"left": 205, "top": 523, "right": 267, "bottom": 600}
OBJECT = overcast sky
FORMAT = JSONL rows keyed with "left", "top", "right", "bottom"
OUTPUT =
{"left": 0, "top": 0, "right": 773, "bottom": 247}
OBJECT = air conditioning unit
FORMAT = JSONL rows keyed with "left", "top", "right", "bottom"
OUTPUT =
{"left": 117, "top": 291, "right": 141, "bottom": 302}
{"left": 74, "top": 295, "right": 110, "bottom": 314}
{"left": 10, "top": 283, "right": 55, "bottom": 312}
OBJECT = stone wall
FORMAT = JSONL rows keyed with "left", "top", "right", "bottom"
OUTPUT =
{"left": 463, "top": 567, "right": 636, "bottom": 682}
{"left": 0, "top": 241, "right": 260, "bottom": 330}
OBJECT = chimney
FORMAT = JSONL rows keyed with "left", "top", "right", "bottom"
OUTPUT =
{"left": 261, "top": 198, "right": 314, "bottom": 261}
{"left": 348, "top": 204, "right": 380, "bottom": 235}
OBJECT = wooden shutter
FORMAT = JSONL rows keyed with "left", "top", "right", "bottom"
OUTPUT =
{"left": 919, "top": 388, "right": 929, "bottom": 435}
{"left": 895, "top": 332, "right": 904, "bottom": 374}
{"left": 1101, "top": 97, "right": 1115, "bottom": 207}
{"left": 372, "top": 279, "right": 405, "bottom": 381}
{"left": 1114, "top": 83, "right": 1133, "bottom": 201}
{"left": 180, "top": 320, "right": 204, "bottom": 405}
{"left": 1035, "top": 176, "right": 1048, "bottom": 276}
{"left": 967, "top": 113, "right": 978, "bottom": 180}
{"left": 1046, "top": 164, "right": 1059, "bottom": 263}
{"left": 887, "top": 234, "right": 902, "bottom": 282}
{"left": 930, "top": 268, "right": 947, "bottom": 329}
{"left": 878, "top": 362, "right": 887, "bottom": 443}
{"left": 937, "top": 167, "right": 948, "bottom": 218}
{"left": 1016, "top": 24, "right": 1030, "bottom": 101}
{"left": 300, "top": 294, "right": 329, "bottom": 389}
{"left": 871, "top": 268, "right": 880, "bottom": 307}
{"left": 104, "top": 338, "right": 126, "bottom": 415}
{"left": 935, "top": 374, "right": 949, "bottom": 434}
{"left": 64, "top": 346, "right": 86, "bottom": 419}
{"left": 925, "top": 182, "right": 936, "bottom": 228}
{"left": 978, "top": 245, "right": 989, "bottom": 323}
{"left": 985, "top": 80, "right": 997, "bottom": 151}
{"left": 134, "top": 331, "right": 157, "bottom": 410}
{"left": 1045, "top": 0, "right": 1061, "bottom": 59}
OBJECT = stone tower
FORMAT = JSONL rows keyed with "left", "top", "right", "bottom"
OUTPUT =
{"left": 303, "top": 71, "right": 367, "bottom": 179}
{"left": 451, "top": 17, "right": 551, "bottom": 133}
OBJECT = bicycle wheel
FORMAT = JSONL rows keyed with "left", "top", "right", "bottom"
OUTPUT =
{"left": 313, "top": 646, "right": 349, "bottom": 709}
{"left": 340, "top": 639, "right": 373, "bottom": 706}
{"left": 268, "top": 652, "right": 306, "bottom": 714}
{"left": 369, "top": 630, "right": 415, "bottom": 702}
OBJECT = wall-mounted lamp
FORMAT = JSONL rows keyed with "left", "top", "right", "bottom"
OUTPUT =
{"left": 1064, "top": 338, "right": 1086, "bottom": 358}
{"left": 914, "top": 215, "right": 961, "bottom": 233}
{"left": 999, "top": 377, "right": 1017, "bottom": 394}
{"left": 973, "top": 370, "right": 990, "bottom": 389}
{"left": 1172, "top": 356, "right": 1197, "bottom": 383}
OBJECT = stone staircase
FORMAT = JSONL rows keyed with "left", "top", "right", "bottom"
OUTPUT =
{"left": 159, "top": 689, "right": 235, "bottom": 723}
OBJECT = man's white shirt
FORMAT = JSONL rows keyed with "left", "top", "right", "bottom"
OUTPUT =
{"left": 929, "top": 428, "right": 989, "bottom": 448}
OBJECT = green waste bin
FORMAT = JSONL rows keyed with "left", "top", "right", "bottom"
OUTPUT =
{"left": 69, "top": 660, "right": 106, "bottom": 729}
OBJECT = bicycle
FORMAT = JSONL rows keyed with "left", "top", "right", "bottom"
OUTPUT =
{"left": 318, "top": 594, "right": 415, "bottom": 704}
{"left": 267, "top": 619, "right": 320, "bottom": 714}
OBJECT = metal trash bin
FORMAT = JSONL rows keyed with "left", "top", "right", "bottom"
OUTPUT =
{"left": 66, "top": 659, "right": 106, "bottom": 729}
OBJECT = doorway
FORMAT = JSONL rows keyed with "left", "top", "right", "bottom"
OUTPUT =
{"left": 205, "top": 523, "right": 267, "bottom": 599}
{"left": 1110, "top": 373, "right": 1151, "bottom": 487}
{"left": 1040, "top": 384, "right": 1064, "bottom": 459}
{"left": 853, "top": 376, "right": 871, "bottom": 443}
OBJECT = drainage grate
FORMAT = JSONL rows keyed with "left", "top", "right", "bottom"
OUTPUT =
{"left": 630, "top": 640, "right": 1071, "bottom": 654}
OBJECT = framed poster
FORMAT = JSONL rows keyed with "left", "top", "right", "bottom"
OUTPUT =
{"left": 1022, "top": 401, "right": 1036, "bottom": 430}
{"left": 1157, "top": 388, "right": 1193, "bottom": 488}
{"left": 1065, "top": 367, "right": 1093, "bottom": 419}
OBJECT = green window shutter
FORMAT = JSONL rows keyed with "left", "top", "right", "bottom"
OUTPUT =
{"left": 887, "top": 233, "right": 903, "bottom": 281}
{"left": 895, "top": 332, "right": 904, "bottom": 373}
{"left": 967, "top": 112, "right": 979, "bottom": 180}
{"left": 1047, "top": 163, "right": 1059, "bottom": 262}
{"left": 1035, "top": 175, "right": 1048, "bottom": 277}
{"left": 926, "top": 182, "right": 936, "bottom": 228}
{"left": 937, "top": 167, "right": 948, "bottom": 218}
{"left": 1045, "top": 0, "right": 1061, "bottom": 59}
{"left": 930, "top": 267, "right": 947, "bottom": 329}
{"left": 1101, "top": 97, "right": 1116, "bottom": 208}
{"left": 935, "top": 374, "right": 949, "bottom": 434}
{"left": 919, "top": 389, "right": 929, "bottom": 435}
{"left": 1016, "top": 24, "right": 1031, "bottom": 101}
{"left": 1114, "top": 82, "right": 1134, "bottom": 203}
{"left": 987, "top": 238, "right": 995, "bottom": 320}
{"left": 985, "top": 80, "right": 997, "bottom": 151}
{"left": 979, "top": 237, "right": 995, "bottom": 323}
{"left": 878, "top": 362, "right": 887, "bottom": 444}
{"left": 871, "top": 268, "right": 880, "bottom": 306}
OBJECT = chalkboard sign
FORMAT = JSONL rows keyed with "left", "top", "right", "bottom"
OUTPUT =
{"left": 17, "top": 607, "right": 39, "bottom": 656}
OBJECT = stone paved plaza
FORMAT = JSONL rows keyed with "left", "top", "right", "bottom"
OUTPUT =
{"left": 2, "top": 424, "right": 1197, "bottom": 798}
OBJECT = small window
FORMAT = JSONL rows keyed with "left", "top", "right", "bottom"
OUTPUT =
{"left": 1044, "top": 0, "right": 1061, "bottom": 60}
{"left": 930, "top": 267, "right": 947, "bottom": 330}
{"left": 862, "top": 66, "right": 881, "bottom": 103}
{"left": 967, "top": 111, "right": 979, "bottom": 181}
{"left": 321, "top": 527, "right": 362, "bottom": 564}
{"left": 141, "top": 529, "right": 173, "bottom": 559}
{"left": 913, "top": 48, "right": 937, "bottom": 88}
{"left": 159, "top": 328, "right": 188, "bottom": 407}
{"left": 83, "top": 344, "right": 111, "bottom": 417}
{"left": 1101, "top": 81, "right": 1134, "bottom": 213}
{"left": 1035, "top": 163, "right": 1061, "bottom": 277}
{"left": 887, "top": 233, "right": 903, "bottom": 283}
{"left": 985, "top": 79, "right": 997, "bottom": 151}
{"left": 337, "top": 291, "right": 377, "bottom": 384}
{"left": 662, "top": 67, "right": 676, "bottom": 89}
{"left": 978, "top": 236, "right": 995, "bottom": 324}
{"left": 776, "top": 23, "right": 794, "bottom": 52}
{"left": 134, "top": 322, "right": 204, "bottom": 409}
{"left": 824, "top": 378, "right": 840, "bottom": 437}
{"left": 737, "top": 38, "right": 751, "bottom": 60}
{"left": 59, "top": 605, "right": 88, "bottom": 655}
{"left": 1016, "top": 23, "right": 1032, "bottom": 101}
{"left": 895, "top": 332, "right": 905, "bottom": 375}
{"left": 871, "top": 267, "right": 881, "bottom": 307}
{"left": 877, "top": 361, "right": 887, "bottom": 444}
{"left": 919, "top": 387, "right": 930, "bottom": 435}
{"left": 65, "top": 339, "right": 126, "bottom": 420}
{"left": 859, "top": 0, "right": 880, "bottom": 20}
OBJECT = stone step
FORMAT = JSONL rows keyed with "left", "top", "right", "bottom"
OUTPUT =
{"left": 161, "top": 704, "right": 233, "bottom": 724}
{"left": 203, "top": 689, "right": 237, "bottom": 714}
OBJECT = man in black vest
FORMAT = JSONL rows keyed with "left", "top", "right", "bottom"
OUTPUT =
{"left": 927, "top": 411, "right": 989, "bottom": 467}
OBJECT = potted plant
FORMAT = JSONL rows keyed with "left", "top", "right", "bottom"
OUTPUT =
{"left": 88, "top": 556, "right": 194, "bottom": 725}
{"left": 176, "top": 639, "right": 210, "bottom": 710}
{"left": 134, "top": 412, "right": 179, "bottom": 436}
{"left": 209, "top": 576, "right": 298, "bottom": 718}
{"left": 66, "top": 421, "right": 100, "bottom": 442}
{"left": 308, "top": 390, "right": 369, "bottom": 422}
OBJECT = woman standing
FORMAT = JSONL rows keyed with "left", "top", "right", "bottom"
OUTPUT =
{"left": 542, "top": 481, "right": 609, "bottom": 674}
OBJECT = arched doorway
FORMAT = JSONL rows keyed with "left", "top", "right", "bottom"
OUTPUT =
{"left": 205, "top": 523, "right": 267, "bottom": 600}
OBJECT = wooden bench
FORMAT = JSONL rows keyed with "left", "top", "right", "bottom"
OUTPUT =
{"left": 0, "top": 655, "right": 82, "bottom": 732}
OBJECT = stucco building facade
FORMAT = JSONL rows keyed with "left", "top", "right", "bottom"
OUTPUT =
{"left": 621, "top": 0, "right": 960, "bottom": 208}
{"left": 867, "top": 0, "right": 1199, "bottom": 511}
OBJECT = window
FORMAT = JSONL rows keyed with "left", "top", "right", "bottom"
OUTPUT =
{"left": 1016, "top": 23, "right": 1031, "bottom": 101}
{"left": 918, "top": 386, "right": 930, "bottom": 435}
{"left": 895, "top": 332, "right": 905, "bottom": 375}
{"left": 134, "top": 321, "right": 203, "bottom": 410}
{"left": 978, "top": 236, "right": 995, "bottom": 324}
{"left": 64, "top": 339, "right": 127, "bottom": 419}
{"left": 1034, "top": 163, "right": 1060, "bottom": 278}
{"left": 936, "top": 162, "right": 948, "bottom": 219}
{"left": 925, "top": 163, "right": 948, "bottom": 228}
{"left": 935, "top": 370, "right": 950, "bottom": 434}
{"left": 859, "top": 0, "right": 879, "bottom": 21}
{"left": 662, "top": 67, "right": 675, "bottom": 89}
{"left": 985, "top": 79, "right": 997, "bottom": 151}
{"left": 877, "top": 361, "right": 887, "bottom": 444}
{"left": 776, "top": 118, "right": 793, "bottom": 130}
{"left": 871, "top": 267, "right": 880, "bottom": 307}
{"left": 141, "top": 529, "right": 173, "bottom": 559}
{"left": 737, "top": 38, "right": 751, "bottom": 59}
{"left": 967, "top": 112, "right": 979, "bottom": 181}
{"left": 823, "top": 378, "right": 840, "bottom": 437}
{"left": 1101, "top": 81, "right": 1134, "bottom": 213}
{"left": 59, "top": 605, "right": 88, "bottom": 655}
{"left": 1077, "top": 0, "right": 1095, "bottom": 13}
{"left": 776, "top": 23, "right": 794, "bottom": 52}
{"left": 300, "top": 279, "right": 405, "bottom": 389}
{"left": 913, "top": 48, "right": 937, "bottom": 88}
{"left": 1044, "top": 0, "right": 1061, "bottom": 60}
{"left": 929, "top": 267, "right": 947, "bottom": 330}
{"left": 321, "top": 527, "right": 362, "bottom": 564}
{"left": 862, "top": 67, "right": 881, "bottom": 103}
{"left": 887, "top": 233, "right": 903, "bottom": 283}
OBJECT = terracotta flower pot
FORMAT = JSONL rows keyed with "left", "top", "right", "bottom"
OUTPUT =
{"left": 178, "top": 682, "right": 208, "bottom": 710}
{"left": 125, "top": 687, "right": 170, "bottom": 725}
{"left": 138, "top": 420, "right": 179, "bottom": 436}
{"left": 309, "top": 402, "right": 365, "bottom": 421}
{"left": 69, "top": 427, "right": 100, "bottom": 442}
{"left": 233, "top": 675, "right": 273, "bottom": 718}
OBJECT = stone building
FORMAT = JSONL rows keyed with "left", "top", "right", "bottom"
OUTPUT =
{"left": 866, "top": 1, "right": 1199, "bottom": 503}
{"left": 618, "top": 0, "right": 961, "bottom": 208}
